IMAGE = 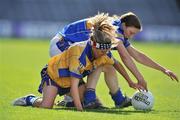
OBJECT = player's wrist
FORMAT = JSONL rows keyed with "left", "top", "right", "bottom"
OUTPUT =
{"left": 160, "top": 68, "right": 167, "bottom": 73}
{"left": 137, "top": 76, "right": 145, "bottom": 82}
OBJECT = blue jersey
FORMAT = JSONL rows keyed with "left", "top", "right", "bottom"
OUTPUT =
{"left": 112, "top": 19, "right": 131, "bottom": 48}
{"left": 59, "top": 19, "right": 92, "bottom": 43}
{"left": 56, "top": 18, "right": 130, "bottom": 53}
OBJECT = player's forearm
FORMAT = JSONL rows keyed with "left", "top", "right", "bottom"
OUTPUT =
{"left": 121, "top": 55, "right": 144, "bottom": 82}
{"left": 135, "top": 52, "right": 167, "bottom": 73}
{"left": 114, "top": 61, "right": 133, "bottom": 83}
{"left": 116, "top": 43, "right": 145, "bottom": 83}
{"left": 70, "top": 78, "right": 83, "bottom": 111}
{"left": 70, "top": 86, "right": 83, "bottom": 111}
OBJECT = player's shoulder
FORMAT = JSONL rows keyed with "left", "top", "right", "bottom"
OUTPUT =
{"left": 68, "top": 41, "right": 89, "bottom": 53}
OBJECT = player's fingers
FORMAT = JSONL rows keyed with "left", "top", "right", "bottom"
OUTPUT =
{"left": 165, "top": 71, "right": 174, "bottom": 81}
{"left": 167, "top": 72, "right": 178, "bottom": 81}
{"left": 142, "top": 83, "right": 147, "bottom": 91}
{"left": 142, "top": 83, "right": 148, "bottom": 92}
{"left": 130, "top": 84, "right": 139, "bottom": 90}
{"left": 135, "top": 84, "right": 142, "bottom": 91}
{"left": 170, "top": 73, "right": 179, "bottom": 82}
{"left": 145, "top": 86, "right": 148, "bottom": 92}
{"left": 137, "top": 87, "right": 142, "bottom": 92}
{"left": 139, "top": 85, "right": 145, "bottom": 91}
{"left": 169, "top": 75, "right": 174, "bottom": 81}
{"left": 135, "top": 84, "right": 142, "bottom": 90}
{"left": 129, "top": 84, "right": 136, "bottom": 89}
{"left": 137, "top": 83, "right": 146, "bottom": 91}
{"left": 172, "top": 73, "right": 179, "bottom": 82}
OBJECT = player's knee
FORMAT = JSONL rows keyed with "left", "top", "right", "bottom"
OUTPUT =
{"left": 40, "top": 100, "right": 54, "bottom": 109}
{"left": 40, "top": 102, "right": 54, "bottom": 109}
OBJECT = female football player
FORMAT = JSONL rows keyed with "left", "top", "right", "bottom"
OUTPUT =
{"left": 49, "top": 13, "right": 141, "bottom": 108}
{"left": 83, "top": 12, "right": 179, "bottom": 107}
{"left": 111, "top": 12, "right": 178, "bottom": 83}
{"left": 49, "top": 12, "right": 178, "bottom": 108}
{"left": 12, "top": 22, "right": 116, "bottom": 111}
{"left": 12, "top": 15, "right": 135, "bottom": 110}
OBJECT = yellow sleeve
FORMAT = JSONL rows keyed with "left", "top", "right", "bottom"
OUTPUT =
{"left": 68, "top": 46, "right": 82, "bottom": 78}
{"left": 93, "top": 55, "right": 114, "bottom": 68}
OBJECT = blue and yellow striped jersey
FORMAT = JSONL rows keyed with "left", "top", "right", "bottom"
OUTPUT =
{"left": 47, "top": 41, "right": 114, "bottom": 88}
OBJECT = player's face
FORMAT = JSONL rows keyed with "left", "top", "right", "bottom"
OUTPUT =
{"left": 123, "top": 26, "right": 140, "bottom": 39}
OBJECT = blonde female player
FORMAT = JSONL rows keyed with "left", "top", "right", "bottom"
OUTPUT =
{"left": 49, "top": 13, "right": 141, "bottom": 90}
{"left": 49, "top": 13, "right": 141, "bottom": 108}
{"left": 83, "top": 12, "right": 179, "bottom": 107}
{"left": 13, "top": 14, "right": 138, "bottom": 110}
{"left": 12, "top": 22, "right": 119, "bottom": 111}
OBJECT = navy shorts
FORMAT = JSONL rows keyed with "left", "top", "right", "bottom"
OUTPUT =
{"left": 38, "top": 66, "right": 85, "bottom": 96}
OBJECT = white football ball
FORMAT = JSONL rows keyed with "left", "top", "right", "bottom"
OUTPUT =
{"left": 131, "top": 91, "right": 154, "bottom": 110}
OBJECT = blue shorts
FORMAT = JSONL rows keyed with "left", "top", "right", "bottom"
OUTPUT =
{"left": 38, "top": 66, "right": 85, "bottom": 96}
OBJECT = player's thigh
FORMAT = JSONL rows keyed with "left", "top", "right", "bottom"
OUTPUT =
{"left": 86, "top": 66, "right": 103, "bottom": 89}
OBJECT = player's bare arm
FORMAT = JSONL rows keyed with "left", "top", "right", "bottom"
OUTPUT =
{"left": 116, "top": 41, "right": 148, "bottom": 91}
{"left": 70, "top": 77, "right": 83, "bottom": 111}
{"left": 113, "top": 59, "right": 141, "bottom": 90}
{"left": 127, "top": 45, "right": 179, "bottom": 82}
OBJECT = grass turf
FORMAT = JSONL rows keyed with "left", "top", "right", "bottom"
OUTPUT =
{"left": 0, "top": 38, "right": 180, "bottom": 120}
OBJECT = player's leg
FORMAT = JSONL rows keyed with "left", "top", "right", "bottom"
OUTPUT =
{"left": 103, "top": 64, "right": 119, "bottom": 94}
{"left": 34, "top": 84, "right": 58, "bottom": 109}
{"left": 49, "top": 35, "right": 73, "bottom": 104}
{"left": 12, "top": 65, "right": 58, "bottom": 109}
{"left": 103, "top": 65, "right": 131, "bottom": 108}
{"left": 83, "top": 66, "right": 104, "bottom": 108}
{"left": 56, "top": 80, "right": 86, "bottom": 107}
{"left": 12, "top": 80, "right": 58, "bottom": 109}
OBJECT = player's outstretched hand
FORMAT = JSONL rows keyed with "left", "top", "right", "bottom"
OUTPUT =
{"left": 127, "top": 81, "right": 141, "bottom": 90}
{"left": 164, "top": 70, "right": 179, "bottom": 82}
{"left": 137, "top": 79, "right": 148, "bottom": 92}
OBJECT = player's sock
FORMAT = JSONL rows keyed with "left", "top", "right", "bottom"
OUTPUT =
{"left": 84, "top": 88, "right": 96, "bottom": 105}
{"left": 110, "top": 88, "right": 125, "bottom": 106}
{"left": 26, "top": 95, "right": 39, "bottom": 106}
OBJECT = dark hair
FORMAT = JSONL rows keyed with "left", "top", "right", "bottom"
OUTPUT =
{"left": 120, "top": 12, "right": 142, "bottom": 30}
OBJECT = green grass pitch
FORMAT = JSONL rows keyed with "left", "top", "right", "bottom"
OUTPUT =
{"left": 0, "top": 38, "right": 180, "bottom": 120}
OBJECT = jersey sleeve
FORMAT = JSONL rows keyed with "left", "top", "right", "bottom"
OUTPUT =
{"left": 59, "top": 19, "right": 92, "bottom": 42}
{"left": 68, "top": 47, "right": 83, "bottom": 78}
{"left": 116, "top": 37, "right": 131, "bottom": 48}
{"left": 57, "top": 46, "right": 83, "bottom": 79}
{"left": 93, "top": 52, "right": 115, "bottom": 68}
{"left": 68, "top": 55, "right": 82, "bottom": 78}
